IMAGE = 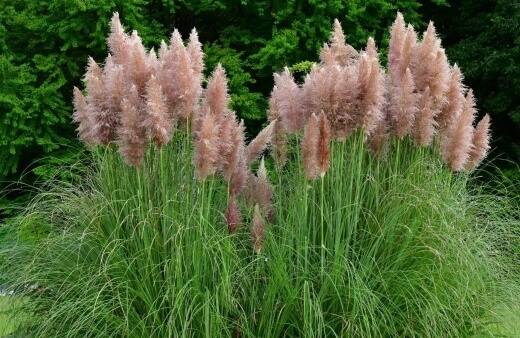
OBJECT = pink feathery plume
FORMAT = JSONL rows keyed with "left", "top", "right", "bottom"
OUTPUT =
{"left": 144, "top": 75, "right": 172, "bottom": 147}
{"left": 220, "top": 118, "right": 248, "bottom": 196}
{"left": 317, "top": 111, "right": 331, "bottom": 178}
{"left": 158, "top": 30, "right": 184, "bottom": 113}
{"left": 225, "top": 194, "right": 241, "bottom": 234}
{"left": 200, "top": 64, "right": 230, "bottom": 122}
{"left": 252, "top": 157, "right": 275, "bottom": 222}
{"left": 437, "top": 64, "right": 466, "bottom": 130}
{"left": 388, "top": 12, "right": 406, "bottom": 79}
{"left": 301, "top": 51, "right": 339, "bottom": 130}
{"left": 107, "top": 13, "right": 131, "bottom": 68}
{"left": 358, "top": 44, "right": 386, "bottom": 135}
{"left": 442, "top": 90, "right": 477, "bottom": 171}
{"left": 148, "top": 48, "right": 158, "bottom": 75}
{"left": 413, "top": 22, "right": 441, "bottom": 93}
{"left": 172, "top": 31, "right": 198, "bottom": 122}
{"left": 319, "top": 43, "right": 335, "bottom": 67}
{"left": 103, "top": 55, "right": 125, "bottom": 119}
{"left": 268, "top": 95, "right": 289, "bottom": 166}
{"left": 217, "top": 112, "right": 236, "bottom": 173}
{"left": 335, "top": 65, "right": 359, "bottom": 140}
{"left": 390, "top": 67, "right": 419, "bottom": 138}
{"left": 230, "top": 160, "right": 249, "bottom": 196}
{"left": 193, "top": 112, "right": 220, "bottom": 180}
{"left": 271, "top": 67, "right": 303, "bottom": 133}
{"left": 85, "top": 57, "right": 116, "bottom": 145}
{"left": 219, "top": 113, "right": 246, "bottom": 181}
{"left": 365, "top": 37, "right": 378, "bottom": 60}
{"left": 187, "top": 28, "right": 204, "bottom": 116}
{"left": 465, "top": 114, "right": 491, "bottom": 170}
{"left": 329, "top": 19, "right": 358, "bottom": 66}
{"left": 187, "top": 28, "right": 204, "bottom": 75}
{"left": 72, "top": 87, "right": 96, "bottom": 145}
{"left": 118, "top": 85, "right": 147, "bottom": 167}
{"left": 398, "top": 25, "right": 418, "bottom": 79}
{"left": 368, "top": 115, "right": 389, "bottom": 157}
{"left": 357, "top": 53, "right": 371, "bottom": 93}
{"left": 245, "top": 120, "right": 276, "bottom": 165}
{"left": 429, "top": 48, "right": 450, "bottom": 107}
{"left": 158, "top": 40, "right": 169, "bottom": 61}
{"left": 412, "top": 87, "right": 437, "bottom": 147}
{"left": 159, "top": 29, "right": 194, "bottom": 123}
{"left": 319, "top": 65, "right": 341, "bottom": 129}
{"left": 251, "top": 204, "right": 266, "bottom": 253}
{"left": 301, "top": 65, "right": 328, "bottom": 121}
{"left": 302, "top": 113, "right": 320, "bottom": 180}
{"left": 129, "top": 30, "right": 152, "bottom": 93}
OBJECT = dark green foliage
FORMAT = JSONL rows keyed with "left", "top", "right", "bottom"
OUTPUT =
{"left": 421, "top": 0, "right": 520, "bottom": 179}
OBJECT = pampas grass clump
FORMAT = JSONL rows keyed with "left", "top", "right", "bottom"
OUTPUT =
{"left": 1, "top": 12, "right": 518, "bottom": 338}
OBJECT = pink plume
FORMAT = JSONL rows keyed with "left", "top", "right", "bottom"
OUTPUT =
{"left": 251, "top": 204, "right": 266, "bottom": 253}
{"left": 271, "top": 68, "right": 303, "bottom": 133}
{"left": 465, "top": 114, "right": 491, "bottom": 170}
{"left": 412, "top": 87, "right": 437, "bottom": 147}
{"left": 118, "top": 85, "right": 147, "bottom": 167}
{"left": 302, "top": 113, "right": 320, "bottom": 180}
{"left": 398, "top": 25, "right": 418, "bottom": 79}
{"left": 317, "top": 111, "right": 331, "bottom": 177}
{"left": 390, "top": 67, "right": 419, "bottom": 138}
{"left": 245, "top": 120, "right": 276, "bottom": 165}
{"left": 144, "top": 76, "right": 172, "bottom": 147}
{"left": 72, "top": 87, "right": 95, "bottom": 145}
{"left": 193, "top": 112, "right": 220, "bottom": 180}
{"left": 107, "top": 13, "right": 131, "bottom": 67}
{"left": 437, "top": 64, "right": 466, "bottom": 130}
{"left": 388, "top": 12, "right": 406, "bottom": 79}
{"left": 225, "top": 194, "right": 241, "bottom": 234}
{"left": 329, "top": 19, "right": 358, "bottom": 66}
{"left": 442, "top": 90, "right": 477, "bottom": 171}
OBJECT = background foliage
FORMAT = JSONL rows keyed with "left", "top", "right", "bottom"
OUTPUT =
{"left": 1, "top": 0, "right": 518, "bottom": 211}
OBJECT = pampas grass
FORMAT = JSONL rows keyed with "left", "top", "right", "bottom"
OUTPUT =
{"left": 1, "top": 12, "right": 517, "bottom": 338}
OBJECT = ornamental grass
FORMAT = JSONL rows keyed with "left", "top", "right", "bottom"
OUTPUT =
{"left": 1, "top": 12, "right": 519, "bottom": 337}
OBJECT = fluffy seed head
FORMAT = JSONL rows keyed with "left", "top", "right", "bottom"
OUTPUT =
{"left": 302, "top": 113, "right": 320, "bottom": 180}
{"left": 225, "top": 195, "right": 241, "bottom": 234}
{"left": 270, "top": 68, "right": 303, "bottom": 133}
{"left": 413, "top": 87, "right": 437, "bottom": 147}
{"left": 251, "top": 204, "right": 266, "bottom": 253}
{"left": 251, "top": 157, "right": 274, "bottom": 221}
{"left": 118, "top": 85, "right": 147, "bottom": 167}
{"left": 73, "top": 87, "right": 96, "bottom": 145}
{"left": 390, "top": 67, "right": 419, "bottom": 138}
{"left": 193, "top": 112, "right": 220, "bottom": 180}
{"left": 388, "top": 12, "right": 406, "bottom": 77}
{"left": 144, "top": 76, "right": 172, "bottom": 147}
{"left": 442, "top": 90, "right": 477, "bottom": 171}
{"left": 465, "top": 114, "right": 491, "bottom": 170}
{"left": 318, "top": 111, "right": 331, "bottom": 177}
{"left": 245, "top": 120, "right": 276, "bottom": 165}
{"left": 437, "top": 64, "right": 466, "bottom": 130}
